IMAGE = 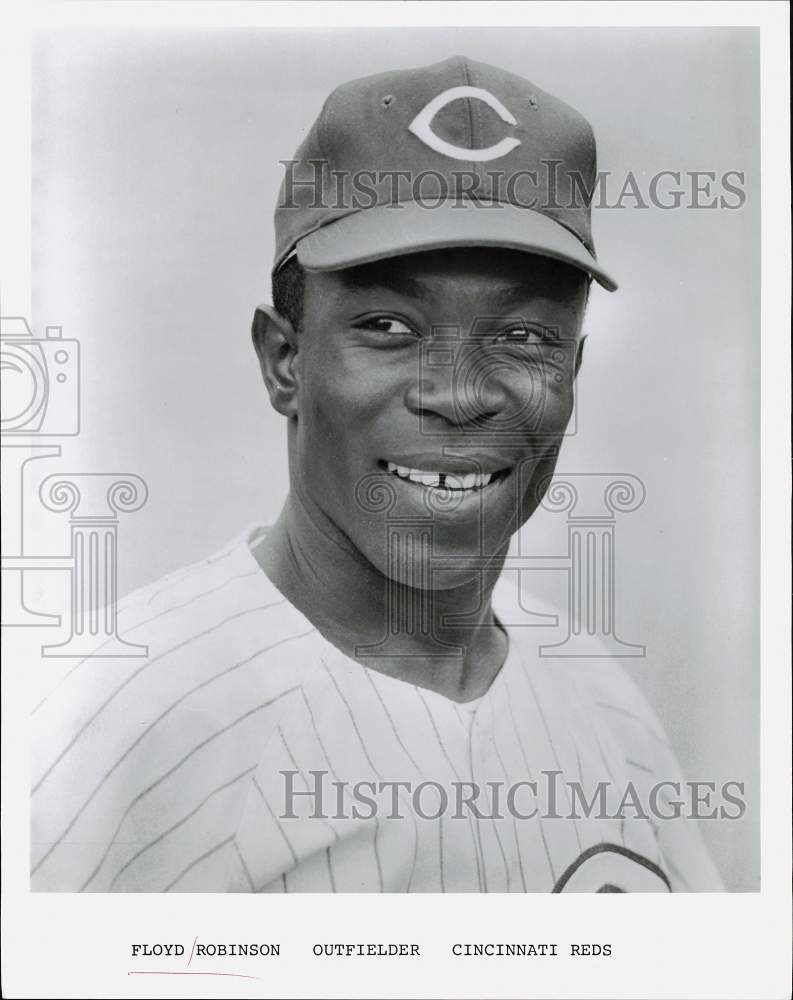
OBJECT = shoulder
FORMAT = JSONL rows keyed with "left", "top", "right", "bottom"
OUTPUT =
{"left": 32, "top": 526, "right": 317, "bottom": 745}
{"left": 31, "top": 526, "right": 321, "bottom": 890}
{"left": 493, "top": 571, "right": 671, "bottom": 764}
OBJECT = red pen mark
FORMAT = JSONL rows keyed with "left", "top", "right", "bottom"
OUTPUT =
{"left": 128, "top": 934, "right": 257, "bottom": 981}
{"left": 128, "top": 971, "right": 259, "bottom": 980}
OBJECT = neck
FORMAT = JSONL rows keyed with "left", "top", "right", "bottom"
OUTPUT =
{"left": 252, "top": 489, "right": 509, "bottom": 702}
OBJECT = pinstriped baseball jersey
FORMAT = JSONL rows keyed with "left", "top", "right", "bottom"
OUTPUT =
{"left": 31, "top": 524, "right": 723, "bottom": 893}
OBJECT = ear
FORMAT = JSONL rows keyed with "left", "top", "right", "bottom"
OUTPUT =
{"left": 574, "top": 334, "right": 587, "bottom": 377}
{"left": 251, "top": 304, "right": 300, "bottom": 418}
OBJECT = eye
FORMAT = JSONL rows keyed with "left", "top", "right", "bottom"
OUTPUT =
{"left": 495, "top": 323, "right": 555, "bottom": 345}
{"left": 355, "top": 315, "right": 418, "bottom": 338}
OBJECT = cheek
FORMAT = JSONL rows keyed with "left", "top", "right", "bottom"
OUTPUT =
{"left": 296, "top": 347, "right": 396, "bottom": 458}
{"left": 540, "top": 374, "right": 576, "bottom": 429}
{"left": 500, "top": 356, "right": 576, "bottom": 434}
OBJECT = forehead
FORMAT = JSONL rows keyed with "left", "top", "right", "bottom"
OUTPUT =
{"left": 306, "top": 247, "right": 589, "bottom": 313}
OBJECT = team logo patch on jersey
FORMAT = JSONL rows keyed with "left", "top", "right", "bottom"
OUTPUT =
{"left": 408, "top": 86, "right": 521, "bottom": 162}
{"left": 552, "top": 844, "right": 672, "bottom": 893}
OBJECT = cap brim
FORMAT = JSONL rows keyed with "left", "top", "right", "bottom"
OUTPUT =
{"left": 295, "top": 201, "right": 617, "bottom": 292}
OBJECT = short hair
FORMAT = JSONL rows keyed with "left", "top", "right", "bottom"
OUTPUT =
{"left": 272, "top": 256, "right": 305, "bottom": 332}
{"left": 271, "top": 251, "right": 590, "bottom": 334}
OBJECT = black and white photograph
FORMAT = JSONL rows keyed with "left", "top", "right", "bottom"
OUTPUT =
{"left": 1, "top": 3, "right": 789, "bottom": 999}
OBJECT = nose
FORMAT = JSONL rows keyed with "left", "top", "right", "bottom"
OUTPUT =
{"left": 404, "top": 357, "right": 507, "bottom": 429}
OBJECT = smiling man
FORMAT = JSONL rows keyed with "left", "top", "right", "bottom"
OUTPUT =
{"left": 251, "top": 247, "right": 586, "bottom": 703}
{"left": 31, "top": 56, "right": 724, "bottom": 892}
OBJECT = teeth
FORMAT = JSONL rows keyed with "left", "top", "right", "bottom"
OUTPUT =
{"left": 385, "top": 463, "right": 498, "bottom": 491}
{"left": 386, "top": 462, "right": 412, "bottom": 478}
{"left": 415, "top": 472, "right": 440, "bottom": 487}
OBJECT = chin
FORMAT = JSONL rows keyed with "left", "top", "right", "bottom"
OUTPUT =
{"left": 359, "top": 521, "right": 511, "bottom": 593}
{"left": 377, "top": 557, "right": 483, "bottom": 593}
{"left": 427, "top": 565, "right": 488, "bottom": 592}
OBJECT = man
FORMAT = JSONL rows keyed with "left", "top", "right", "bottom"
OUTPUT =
{"left": 31, "top": 56, "right": 723, "bottom": 892}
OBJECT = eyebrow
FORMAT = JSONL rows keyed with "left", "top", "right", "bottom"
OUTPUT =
{"left": 484, "top": 283, "right": 551, "bottom": 307}
{"left": 337, "top": 269, "right": 431, "bottom": 301}
{"left": 337, "top": 269, "right": 556, "bottom": 307}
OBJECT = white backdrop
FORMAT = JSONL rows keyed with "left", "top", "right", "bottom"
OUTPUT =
{"left": 29, "top": 26, "right": 759, "bottom": 889}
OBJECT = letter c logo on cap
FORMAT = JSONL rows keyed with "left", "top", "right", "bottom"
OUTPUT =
{"left": 408, "top": 86, "right": 521, "bottom": 162}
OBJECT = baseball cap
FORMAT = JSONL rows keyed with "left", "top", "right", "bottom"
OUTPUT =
{"left": 273, "top": 55, "right": 617, "bottom": 292}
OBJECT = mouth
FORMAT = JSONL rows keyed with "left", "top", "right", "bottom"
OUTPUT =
{"left": 380, "top": 460, "right": 511, "bottom": 495}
